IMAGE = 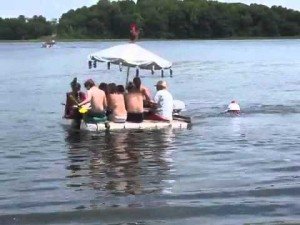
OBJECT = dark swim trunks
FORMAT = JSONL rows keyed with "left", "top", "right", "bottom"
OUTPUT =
{"left": 127, "top": 113, "right": 143, "bottom": 123}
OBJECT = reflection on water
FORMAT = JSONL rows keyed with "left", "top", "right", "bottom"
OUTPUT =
{"left": 65, "top": 129, "right": 175, "bottom": 206}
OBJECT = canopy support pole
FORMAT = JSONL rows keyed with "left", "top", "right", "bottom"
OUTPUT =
{"left": 126, "top": 67, "right": 130, "bottom": 87}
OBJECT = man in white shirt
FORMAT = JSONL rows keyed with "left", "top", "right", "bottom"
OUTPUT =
{"left": 148, "top": 80, "right": 173, "bottom": 121}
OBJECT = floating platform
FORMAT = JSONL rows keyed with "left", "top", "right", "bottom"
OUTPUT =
{"left": 63, "top": 119, "right": 189, "bottom": 132}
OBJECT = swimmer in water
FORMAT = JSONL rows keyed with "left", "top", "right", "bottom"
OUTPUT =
{"left": 227, "top": 100, "right": 241, "bottom": 115}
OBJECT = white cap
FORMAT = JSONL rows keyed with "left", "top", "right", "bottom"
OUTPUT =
{"left": 155, "top": 80, "right": 167, "bottom": 88}
{"left": 227, "top": 100, "right": 240, "bottom": 111}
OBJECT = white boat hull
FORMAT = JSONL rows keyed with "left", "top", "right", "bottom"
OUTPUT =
{"left": 62, "top": 119, "right": 189, "bottom": 132}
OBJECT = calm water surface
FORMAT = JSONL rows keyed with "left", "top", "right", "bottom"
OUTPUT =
{"left": 0, "top": 40, "right": 299, "bottom": 224}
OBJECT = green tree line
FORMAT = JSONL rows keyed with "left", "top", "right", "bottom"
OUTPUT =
{"left": 0, "top": 15, "right": 55, "bottom": 40}
{"left": 1, "top": 0, "right": 300, "bottom": 40}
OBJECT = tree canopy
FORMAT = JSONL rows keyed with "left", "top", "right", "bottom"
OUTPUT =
{"left": 1, "top": 0, "right": 300, "bottom": 40}
{"left": 0, "top": 15, "right": 55, "bottom": 40}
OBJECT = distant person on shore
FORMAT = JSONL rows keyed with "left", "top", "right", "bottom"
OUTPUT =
{"left": 125, "top": 82, "right": 144, "bottom": 123}
{"left": 78, "top": 79, "right": 107, "bottom": 118}
{"left": 64, "top": 78, "right": 86, "bottom": 119}
{"left": 147, "top": 80, "right": 173, "bottom": 122}
{"left": 107, "top": 83, "right": 127, "bottom": 123}
{"left": 227, "top": 100, "right": 241, "bottom": 115}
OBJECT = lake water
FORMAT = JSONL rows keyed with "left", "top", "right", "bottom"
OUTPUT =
{"left": 0, "top": 40, "right": 299, "bottom": 225}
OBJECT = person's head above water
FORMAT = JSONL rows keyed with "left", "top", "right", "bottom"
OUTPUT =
{"left": 227, "top": 100, "right": 240, "bottom": 112}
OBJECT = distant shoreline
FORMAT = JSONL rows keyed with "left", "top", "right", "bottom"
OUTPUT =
{"left": 1, "top": 36, "right": 300, "bottom": 43}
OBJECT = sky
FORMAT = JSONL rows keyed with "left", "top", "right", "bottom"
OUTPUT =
{"left": 0, "top": 0, "right": 299, "bottom": 20}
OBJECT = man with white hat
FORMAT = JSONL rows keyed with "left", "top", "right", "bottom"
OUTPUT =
{"left": 148, "top": 80, "right": 174, "bottom": 121}
{"left": 227, "top": 100, "right": 241, "bottom": 115}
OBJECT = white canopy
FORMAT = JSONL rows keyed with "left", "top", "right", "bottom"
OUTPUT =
{"left": 88, "top": 43, "right": 172, "bottom": 70}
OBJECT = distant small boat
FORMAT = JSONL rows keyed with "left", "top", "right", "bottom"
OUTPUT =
{"left": 42, "top": 40, "right": 56, "bottom": 48}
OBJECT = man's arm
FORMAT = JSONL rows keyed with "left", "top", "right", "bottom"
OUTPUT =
{"left": 143, "top": 87, "right": 152, "bottom": 101}
{"left": 103, "top": 93, "right": 107, "bottom": 109}
{"left": 78, "top": 90, "right": 91, "bottom": 106}
{"left": 148, "top": 92, "right": 160, "bottom": 109}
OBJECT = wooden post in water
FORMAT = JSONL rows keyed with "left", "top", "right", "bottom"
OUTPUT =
{"left": 126, "top": 67, "right": 130, "bottom": 87}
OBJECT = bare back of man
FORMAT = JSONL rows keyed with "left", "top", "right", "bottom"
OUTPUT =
{"left": 125, "top": 92, "right": 143, "bottom": 113}
{"left": 140, "top": 84, "right": 152, "bottom": 101}
{"left": 90, "top": 87, "right": 107, "bottom": 113}
{"left": 80, "top": 86, "right": 107, "bottom": 113}
{"left": 108, "top": 93, "right": 127, "bottom": 117}
{"left": 133, "top": 77, "right": 152, "bottom": 102}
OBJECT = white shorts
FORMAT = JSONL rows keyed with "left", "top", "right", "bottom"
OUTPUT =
{"left": 111, "top": 115, "right": 127, "bottom": 123}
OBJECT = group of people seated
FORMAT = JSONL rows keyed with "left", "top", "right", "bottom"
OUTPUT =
{"left": 64, "top": 77, "right": 174, "bottom": 124}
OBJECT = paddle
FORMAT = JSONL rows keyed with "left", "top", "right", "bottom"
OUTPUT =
{"left": 68, "top": 94, "right": 89, "bottom": 114}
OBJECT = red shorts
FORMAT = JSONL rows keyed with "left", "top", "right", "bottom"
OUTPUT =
{"left": 146, "top": 113, "right": 170, "bottom": 122}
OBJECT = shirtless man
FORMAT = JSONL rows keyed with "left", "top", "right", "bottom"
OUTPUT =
{"left": 107, "top": 83, "right": 127, "bottom": 123}
{"left": 133, "top": 77, "right": 152, "bottom": 102}
{"left": 125, "top": 82, "right": 144, "bottom": 123}
{"left": 78, "top": 79, "right": 107, "bottom": 116}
